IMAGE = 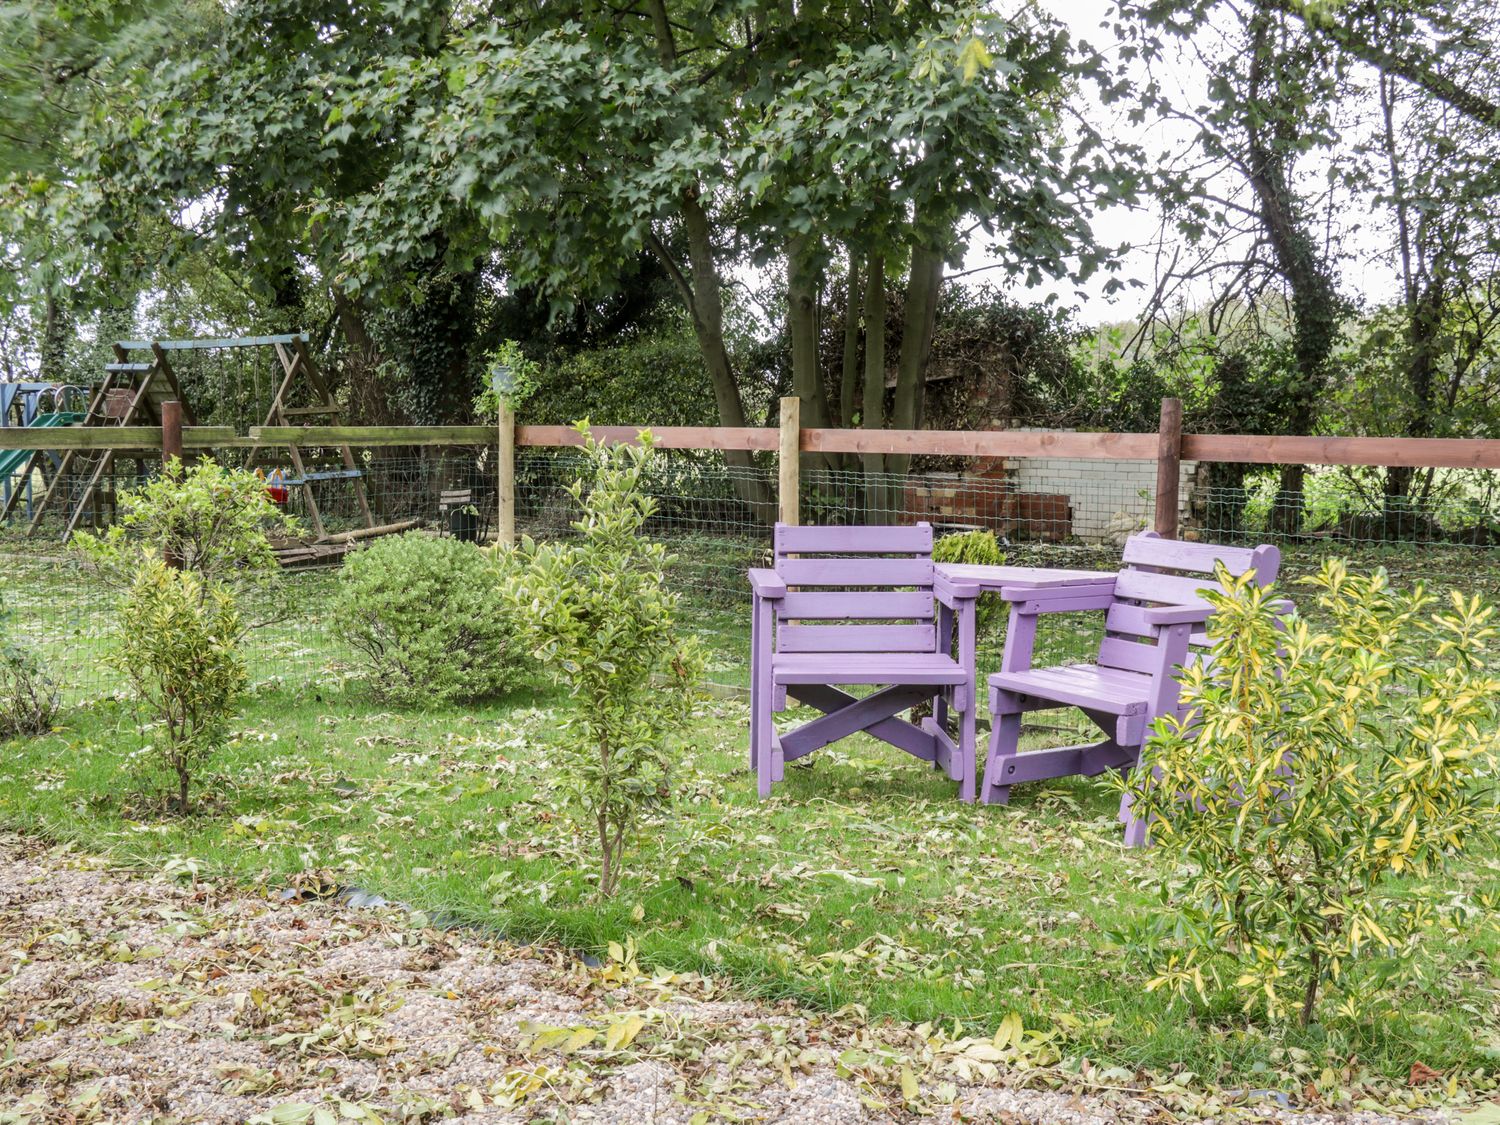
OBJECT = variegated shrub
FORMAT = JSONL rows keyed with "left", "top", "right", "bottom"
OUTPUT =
{"left": 1125, "top": 560, "right": 1500, "bottom": 1026}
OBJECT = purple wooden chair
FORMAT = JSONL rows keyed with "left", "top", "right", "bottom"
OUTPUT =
{"left": 749, "top": 523, "right": 978, "bottom": 801}
{"left": 979, "top": 531, "right": 1281, "bottom": 846}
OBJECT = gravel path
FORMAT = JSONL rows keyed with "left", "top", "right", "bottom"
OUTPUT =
{"left": 0, "top": 836, "right": 1458, "bottom": 1124}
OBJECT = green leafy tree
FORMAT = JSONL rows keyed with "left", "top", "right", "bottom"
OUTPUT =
{"left": 1114, "top": 0, "right": 1349, "bottom": 532}
{"left": 504, "top": 426, "right": 703, "bottom": 898}
{"left": 321, "top": 1, "right": 1133, "bottom": 507}
{"left": 1124, "top": 562, "right": 1500, "bottom": 1027}
{"left": 72, "top": 460, "right": 281, "bottom": 812}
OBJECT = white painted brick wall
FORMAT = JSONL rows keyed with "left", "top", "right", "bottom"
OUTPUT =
{"left": 1008, "top": 428, "right": 1198, "bottom": 543}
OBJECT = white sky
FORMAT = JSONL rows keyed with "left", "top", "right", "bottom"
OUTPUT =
{"left": 968, "top": 0, "right": 1395, "bottom": 326}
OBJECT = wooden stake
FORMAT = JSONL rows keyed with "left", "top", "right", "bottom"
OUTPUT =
{"left": 1155, "top": 397, "right": 1183, "bottom": 539}
{"left": 497, "top": 399, "right": 516, "bottom": 547}
{"left": 779, "top": 395, "right": 801, "bottom": 526}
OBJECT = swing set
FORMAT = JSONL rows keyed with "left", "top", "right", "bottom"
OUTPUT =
{"left": 3, "top": 333, "right": 375, "bottom": 543}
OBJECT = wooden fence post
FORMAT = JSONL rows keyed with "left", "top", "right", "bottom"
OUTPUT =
{"left": 161, "top": 400, "right": 183, "bottom": 469}
{"left": 161, "top": 400, "right": 183, "bottom": 568}
{"left": 497, "top": 399, "right": 516, "bottom": 547}
{"left": 778, "top": 396, "right": 800, "bottom": 526}
{"left": 1154, "top": 396, "right": 1183, "bottom": 538}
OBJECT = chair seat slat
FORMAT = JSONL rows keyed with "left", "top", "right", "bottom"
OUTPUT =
{"left": 777, "top": 623, "right": 935, "bottom": 653}
{"left": 773, "top": 651, "right": 966, "bottom": 685}
{"left": 778, "top": 591, "right": 934, "bottom": 620}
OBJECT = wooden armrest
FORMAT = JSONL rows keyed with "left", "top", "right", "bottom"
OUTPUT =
{"left": 999, "top": 578, "right": 1117, "bottom": 601}
{"left": 1002, "top": 580, "right": 1117, "bottom": 615}
{"left": 749, "top": 568, "right": 786, "bottom": 598}
{"left": 934, "top": 573, "right": 981, "bottom": 606}
{"left": 1142, "top": 603, "right": 1215, "bottom": 626}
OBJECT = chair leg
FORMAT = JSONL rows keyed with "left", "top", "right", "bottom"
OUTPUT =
{"left": 1117, "top": 718, "right": 1160, "bottom": 848}
{"left": 752, "top": 658, "right": 775, "bottom": 800}
{"left": 1120, "top": 796, "right": 1150, "bottom": 848}
{"left": 756, "top": 716, "right": 775, "bottom": 799}
{"left": 981, "top": 708, "right": 1022, "bottom": 806}
{"left": 958, "top": 695, "right": 977, "bottom": 803}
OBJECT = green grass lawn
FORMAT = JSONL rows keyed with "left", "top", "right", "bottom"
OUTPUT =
{"left": 2, "top": 536, "right": 1499, "bottom": 1107}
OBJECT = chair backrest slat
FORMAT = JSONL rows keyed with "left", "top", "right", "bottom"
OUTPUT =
{"left": 1097, "top": 635, "right": 1166, "bottom": 675}
{"left": 1098, "top": 532, "right": 1280, "bottom": 674}
{"left": 1112, "top": 568, "right": 1225, "bottom": 608}
{"left": 775, "top": 523, "right": 932, "bottom": 556}
{"left": 777, "top": 623, "right": 935, "bottom": 653}
{"left": 779, "top": 590, "right": 933, "bottom": 620}
{"left": 1120, "top": 535, "right": 1263, "bottom": 576}
{"left": 776, "top": 557, "right": 934, "bottom": 588}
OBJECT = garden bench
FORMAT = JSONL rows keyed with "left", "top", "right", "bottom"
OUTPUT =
{"left": 749, "top": 522, "right": 979, "bottom": 801}
{"left": 978, "top": 530, "right": 1281, "bottom": 846}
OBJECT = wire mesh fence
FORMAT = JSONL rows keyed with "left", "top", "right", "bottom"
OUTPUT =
{"left": 4, "top": 443, "right": 1500, "bottom": 707}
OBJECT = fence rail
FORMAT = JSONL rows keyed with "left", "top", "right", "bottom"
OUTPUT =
{"left": 7, "top": 397, "right": 1500, "bottom": 541}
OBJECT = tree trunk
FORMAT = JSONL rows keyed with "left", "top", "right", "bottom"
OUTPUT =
{"left": 886, "top": 244, "right": 944, "bottom": 480}
{"left": 673, "top": 191, "right": 776, "bottom": 517}
{"left": 837, "top": 248, "right": 864, "bottom": 472}
{"left": 646, "top": 0, "right": 773, "bottom": 518}
{"left": 1383, "top": 275, "right": 1444, "bottom": 533}
{"left": 861, "top": 255, "right": 888, "bottom": 520}
{"left": 1246, "top": 4, "right": 1341, "bottom": 536}
{"left": 787, "top": 234, "right": 835, "bottom": 473}
{"left": 38, "top": 294, "right": 69, "bottom": 383}
{"left": 333, "top": 288, "right": 397, "bottom": 425}
{"left": 838, "top": 248, "right": 863, "bottom": 428}
{"left": 1299, "top": 945, "right": 1321, "bottom": 1028}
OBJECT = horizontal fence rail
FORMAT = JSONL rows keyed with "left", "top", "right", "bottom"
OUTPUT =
{"left": 10, "top": 420, "right": 1498, "bottom": 469}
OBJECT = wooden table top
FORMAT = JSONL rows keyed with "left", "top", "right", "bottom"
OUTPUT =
{"left": 934, "top": 563, "right": 1115, "bottom": 590}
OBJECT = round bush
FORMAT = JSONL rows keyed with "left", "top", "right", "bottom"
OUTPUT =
{"left": 333, "top": 533, "right": 518, "bottom": 705}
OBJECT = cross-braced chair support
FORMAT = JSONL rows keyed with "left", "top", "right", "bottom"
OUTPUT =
{"left": 750, "top": 523, "right": 978, "bottom": 800}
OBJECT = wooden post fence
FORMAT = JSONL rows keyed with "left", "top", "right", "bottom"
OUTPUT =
{"left": 1154, "top": 397, "right": 1183, "bottom": 538}
{"left": 497, "top": 400, "right": 516, "bottom": 548}
{"left": 779, "top": 396, "right": 800, "bottom": 526}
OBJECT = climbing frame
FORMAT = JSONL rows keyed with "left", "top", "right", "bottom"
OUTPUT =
{"left": 245, "top": 334, "right": 374, "bottom": 540}
{"left": 18, "top": 341, "right": 194, "bottom": 539}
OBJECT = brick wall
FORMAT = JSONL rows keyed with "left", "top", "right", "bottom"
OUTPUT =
{"left": 1008, "top": 429, "right": 1198, "bottom": 542}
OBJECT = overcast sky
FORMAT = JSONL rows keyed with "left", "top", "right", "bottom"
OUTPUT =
{"left": 971, "top": 0, "right": 1393, "bottom": 326}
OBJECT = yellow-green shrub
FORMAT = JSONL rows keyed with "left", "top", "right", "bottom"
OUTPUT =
{"left": 1124, "top": 561, "right": 1500, "bottom": 1026}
